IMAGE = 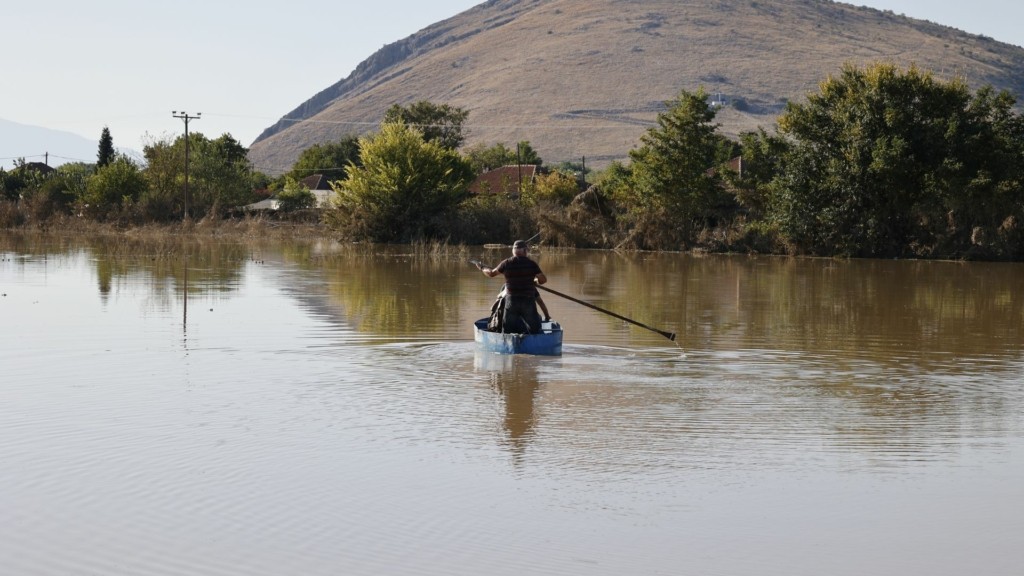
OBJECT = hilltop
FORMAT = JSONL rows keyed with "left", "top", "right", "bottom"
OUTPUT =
{"left": 248, "top": 0, "right": 1024, "bottom": 173}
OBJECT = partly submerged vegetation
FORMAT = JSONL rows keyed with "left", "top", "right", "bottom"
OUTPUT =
{"left": 4, "top": 63, "right": 1024, "bottom": 260}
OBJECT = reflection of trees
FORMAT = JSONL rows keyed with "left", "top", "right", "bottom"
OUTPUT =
{"left": 317, "top": 246, "right": 469, "bottom": 335}
{"left": 557, "top": 251, "right": 1024, "bottom": 362}
{"left": 85, "top": 236, "right": 248, "bottom": 306}
{"left": 545, "top": 251, "right": 1024, "bottom": 450}
{"left": 2, "top": 232, "right": 250, "bottom": 306}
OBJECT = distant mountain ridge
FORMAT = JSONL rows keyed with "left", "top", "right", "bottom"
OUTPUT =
{"left": 0, "top": 118, "right": 99, "bottom": 170}
{"left": 248, "top": 0, "right": 1024, "bottom": 173}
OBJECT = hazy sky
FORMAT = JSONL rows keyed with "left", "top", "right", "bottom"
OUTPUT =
{"left": 3, "top": 0, "right": 1023, "bottom": 164}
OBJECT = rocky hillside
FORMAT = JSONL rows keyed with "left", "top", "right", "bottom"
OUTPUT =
{"left": 248, "top": 0, "right": 1024, "bottom": 173}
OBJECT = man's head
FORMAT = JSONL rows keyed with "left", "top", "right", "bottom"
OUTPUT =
{"left": 512, "top": 239, "right": 528, "bottom": 255}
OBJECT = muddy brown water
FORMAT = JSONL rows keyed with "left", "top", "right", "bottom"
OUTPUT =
{"left": 2, "top": 234, "right": 1022, "bottom": 575}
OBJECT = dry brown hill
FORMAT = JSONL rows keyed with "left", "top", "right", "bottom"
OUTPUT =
{"left": 248, "top": 0, "right": 1024, "bottom": 174}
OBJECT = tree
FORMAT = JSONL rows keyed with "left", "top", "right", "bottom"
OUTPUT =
{"left": 771, "top": 62, "right": 1024, "bottom": 257}
{"left": 54, "top": 162, "right": 92, "bottom": 206}
{"left": 97, "top": 127, "right": 115, "bottom": 169}
{"left": 141, "top": 137, "right": 185, "bottom": 219}
{"left": 627, "top": 89, "right": 732, "bottom": 226}
{"left": 383, "top": 101, "right": 469, "bottom": 150}
{"left": 84, "top": 155, "right": 146, "bottom": 215}
{"left": 524, "top": 171, "right": 580, "bottom": 206}
{"left": 286, "top": 136, "right": 361, "bottom": 183}
{"left": 142, "top": 132, "right": 257, "bottom": 219}
{"left": 514, "top": 141, "right": 542, "bottom": 166}
{"left": 728, "top": 128, "right": 790, "bottom": 218}
{"left": 333, "top": 122, "right": 474, "bottom": 241}
{"left": 463, "top": 142, "right": 514, "bottom": 173}
{"left": 463, "top": 140, "right": 543, "bottom": 173}
{"left": 189, "top": 134, "right": 255, "bottom": 214}
{"left": 0, "top": 167, "right": 29, "bottom": 201}
{"left": 277, "top": 177, "right": 317, "bottom": 212}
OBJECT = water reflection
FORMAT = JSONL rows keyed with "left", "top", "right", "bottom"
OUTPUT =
{"left": 5, "top": 232, "right": 1024, "bottom": 576}
{"left": 474, "top": 351, "right": 545, "bottom": 464}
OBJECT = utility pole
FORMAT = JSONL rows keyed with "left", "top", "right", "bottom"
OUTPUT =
{"left": 172, "top": 111, "right": 201, "bottom": 221}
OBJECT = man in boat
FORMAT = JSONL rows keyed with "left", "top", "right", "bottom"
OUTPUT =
{"left": 487, "top": 286, "right": 551, "bottom": 332}
{"left": 477, "top": 240, "right": 548, "bottom": 333}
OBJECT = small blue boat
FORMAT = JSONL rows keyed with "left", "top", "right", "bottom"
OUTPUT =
{"left": 473, "top": 318, "right": 563, "bottom": 356}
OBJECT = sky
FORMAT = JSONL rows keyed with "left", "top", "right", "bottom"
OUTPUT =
{"left": 3, "top": 0, "right": 1024, "bottom": 167}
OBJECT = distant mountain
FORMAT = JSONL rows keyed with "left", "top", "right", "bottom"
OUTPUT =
{"left": 249, "top": 0, "right": 1024, "bottom": 174}
{"left": 0, "top": 119, "right": 100, "bottom": 170}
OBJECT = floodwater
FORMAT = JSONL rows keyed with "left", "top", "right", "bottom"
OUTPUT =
{"left": 2, "top": 232, "right": 1023, "bottom": 576}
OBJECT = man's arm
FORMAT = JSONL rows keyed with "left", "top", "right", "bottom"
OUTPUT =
{"left": 535, "top": 271, "right": 547, "bottom": 285}
{"left": 475, "top": 261, "right": 501, "bottom": 278}
{"left": 537, "top": 294, "right": 551, "bottom": 320}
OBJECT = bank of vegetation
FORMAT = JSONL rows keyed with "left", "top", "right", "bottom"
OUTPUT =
{"left": 3, "top": 63, "right": 1023, "bottom": 260}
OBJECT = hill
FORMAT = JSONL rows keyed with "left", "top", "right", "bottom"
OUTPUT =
{"left": 0, "top": 119, "right": 100, "bottom": 170}
{"left": 248, "top": 0, "right": 1024, "bottom": 174}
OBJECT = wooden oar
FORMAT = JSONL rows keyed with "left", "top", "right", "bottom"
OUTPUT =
{"left": 536, "top": 284, "right": 676, "bottom": 341}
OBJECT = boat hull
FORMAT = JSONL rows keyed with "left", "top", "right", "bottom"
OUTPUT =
{"left": 473, "top": 318, "right": 563, "bottom": 356}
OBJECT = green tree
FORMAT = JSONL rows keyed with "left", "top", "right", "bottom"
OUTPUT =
{"left": 277, "top": 177, "right": 317, "bottom": 212}
{"left": 142, "top": 132, "right": 256, "bottom": 219}
{"left": 383, "top": 101, "right": 469, "bottom": 150}
{"left": 188, "top": 134, "right": 255, "bottom": 215}
{"left": 524, "top": 170, "right": 580, "bottom": 206}
{"left": 97, "top": 126, "right": 115, "bottom": 169}
{"left": 286, "top": 136, "right": 361, "bottom": 183}
{"left": 771, "top": 62, "right": 1024, "bottom": 257}
{"left": 464, "top": 142, "right": 515, "bottom": 173}
{"left": 728, "top": 128, "right": 790, "bottom": 218}
{"left": 627, "top": 89, "right": 732, "bottom": 226}
{"left": 84, "top": 155, "right": 147, "bottom": 214}
{"left": 332, "top": 122, "right": 474, "bottom": 241}
{"left": 1, "top": 160, "right": 51, "bottom": 202}
{"left": 141, "top": 137, "right": 185, "bottom": 219}
{"left": 0, "top": 167, "right": 30, "bottom": 201}
{"left": 463, "top": 140, "right": 542, "bottom": 173}
{"left": 51, "top": 162, "right": 92, "bottom": 207}
{"left": 514, "top": 141, "right": 543, "bottom": 166}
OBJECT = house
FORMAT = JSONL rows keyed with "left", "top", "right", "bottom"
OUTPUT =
{"left": 12, "top": 161, "right": 56, "bottom": 176}
{"left": 299, "top": 173, "right": 336, "bottom": 208}
{"left": 469, "top": 165, "right": 538, "bottom": 197}
{"left": 241, "top": 173, "right": 336, "bottom": 212}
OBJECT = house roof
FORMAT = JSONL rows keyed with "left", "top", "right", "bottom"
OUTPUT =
{"left": 469, "top": 165, "right": 538, "bottom": 195}
{"left": 13, "top": 162, "right": 56, "bottom": 175}
{"left": 300, "top": 173, "right": 332, "bottom": 191}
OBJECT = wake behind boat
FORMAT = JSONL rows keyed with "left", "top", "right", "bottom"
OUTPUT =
{"left": 473, "top": 318, "right": 563, "bottom": 356}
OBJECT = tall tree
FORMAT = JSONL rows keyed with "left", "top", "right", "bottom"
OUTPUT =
{"left": 627, "top": 89, "right": 731, "bottom": 225}
{"left": 97, "top": 126, "right": 115, "bottom": 169}
{"left": 383, "top": 101, "right": 469, "bottom": 150}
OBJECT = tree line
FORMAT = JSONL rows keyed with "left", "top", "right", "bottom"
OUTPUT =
{"left": 3, "top": 62, "right": 1024, "bottom": 260}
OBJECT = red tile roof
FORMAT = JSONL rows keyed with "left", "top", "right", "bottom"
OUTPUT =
{"left": 469, "top": 165, "right": 537, "bottom": 195}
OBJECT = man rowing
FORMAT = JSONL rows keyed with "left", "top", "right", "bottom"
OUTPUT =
{"left": 476, "top": 240, "right": 547, "bottom": 333}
